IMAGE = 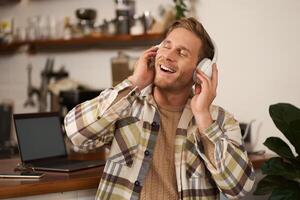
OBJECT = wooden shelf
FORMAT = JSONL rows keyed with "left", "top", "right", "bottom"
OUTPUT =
{"left": 0, "top": 0, "right": 20, "bottom": 6}
{"left": 0, "top": 41, "right": 25, "bottom": 54}
{"left": 0, "top": 33, "right": 164, "bottom": 54}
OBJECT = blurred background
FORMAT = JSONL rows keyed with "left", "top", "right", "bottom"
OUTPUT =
{"left": 0, "top": 0, "right": 299, "bottom": 161}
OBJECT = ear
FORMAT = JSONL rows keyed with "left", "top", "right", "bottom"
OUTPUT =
{"left": 193, "top": 62, "right": 202, "bottom": 84}
{"left": 192, "top": 69, "right": 198, "bottom": 85}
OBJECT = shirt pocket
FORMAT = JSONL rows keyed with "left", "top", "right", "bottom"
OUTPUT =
{"left": 107, "top": 117, "right": 140, "bottom": 167}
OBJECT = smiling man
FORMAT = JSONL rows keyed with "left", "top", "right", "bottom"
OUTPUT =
{"left": 64, "top": 17, "right": 255, "bottom": 200}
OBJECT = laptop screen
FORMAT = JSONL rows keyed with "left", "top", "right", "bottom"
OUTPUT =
{"left": 14, "top": 113, "right": 67, "bottom": 162}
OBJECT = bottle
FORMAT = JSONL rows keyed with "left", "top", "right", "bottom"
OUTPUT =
{"left": 63, "top": 17, "right": 72, "bottom": 40}
{"left": 130, "top": 15, "right": 143, "bottom": 35}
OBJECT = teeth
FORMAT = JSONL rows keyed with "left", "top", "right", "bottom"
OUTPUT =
{"left": 160, "top": 65, "right": 175, "bottom": 73}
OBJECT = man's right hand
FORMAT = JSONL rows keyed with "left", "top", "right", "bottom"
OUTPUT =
{"left": 128, "top": 46, "right": 158, "bottom": 90}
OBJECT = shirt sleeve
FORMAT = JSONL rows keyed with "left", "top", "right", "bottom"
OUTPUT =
{"left": 64, "top": 79, "right": 140, "bottom": 152}
{"left": 193, "top": 107, "right": 255, "bottom": 199}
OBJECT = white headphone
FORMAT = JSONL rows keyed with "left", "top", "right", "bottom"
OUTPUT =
{"left": 192, "top": 40, "right": 218, "bottom": 83}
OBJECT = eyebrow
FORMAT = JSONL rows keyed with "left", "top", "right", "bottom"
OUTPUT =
{"left": 164, "top": 40, "right": 192, "bottom": 55}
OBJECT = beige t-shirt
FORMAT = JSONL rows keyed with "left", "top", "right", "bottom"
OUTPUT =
{"left": 140, "top": 105, "right": 183, "bottom": 200}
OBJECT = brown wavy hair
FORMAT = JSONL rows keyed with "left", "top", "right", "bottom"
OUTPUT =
{"left": 166, "top": 17, "right": 214, "bottom": 63}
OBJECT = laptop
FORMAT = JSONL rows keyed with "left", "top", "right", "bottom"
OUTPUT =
{"left": 13, "top": 112, "right": 106, "bottom": 172}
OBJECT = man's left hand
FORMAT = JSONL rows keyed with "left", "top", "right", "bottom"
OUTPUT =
{"left": 191, "top": 64, "right": 218, "bottom": 132}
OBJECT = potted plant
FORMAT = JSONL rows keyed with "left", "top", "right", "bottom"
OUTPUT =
{"left": 254, "top": 103, "right": 300, "bottom": 199}
{"left": 173, "top": 0, "right": 188, "bottom": 19}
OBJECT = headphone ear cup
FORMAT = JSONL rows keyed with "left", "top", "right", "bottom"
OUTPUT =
{"left": 193, "top": 58, "right": 212, "bottom": 83}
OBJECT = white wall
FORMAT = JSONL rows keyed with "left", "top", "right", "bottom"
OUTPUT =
{"left": 196, "top": 0, "right": 300, "bottom": 153}
{"left": 1, "top": 0, "right": 300, "bottom": 153}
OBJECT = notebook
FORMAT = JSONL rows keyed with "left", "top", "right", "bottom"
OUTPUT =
{"left": 13, "top": 112, "right": 106, "bottom": 172}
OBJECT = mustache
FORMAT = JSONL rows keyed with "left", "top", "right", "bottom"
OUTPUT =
{"left": 156, "top": 56, "right": 177, "bottom": 69}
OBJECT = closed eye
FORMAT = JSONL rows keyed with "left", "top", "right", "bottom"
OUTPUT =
{"left": 162, "top": 42, "right": 171, "bottom": 49}
{"left": 178, "top": 49, "right": 188, "bottom": 57}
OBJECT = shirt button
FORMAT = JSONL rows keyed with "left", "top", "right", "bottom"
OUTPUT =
{"left": 131, "top": 91, "right": 136, "bottom": 96}
{"left": 134, "top": 180, "right": 140, "bottom": 186}
{"left": 144, "top": 150, "right": 150, "bottom": 156}
{"left": 151, "top": 122, "right": 158, "bottom": 127}
{"left": 97, "top": 116, "right": 100, "bottom": 120}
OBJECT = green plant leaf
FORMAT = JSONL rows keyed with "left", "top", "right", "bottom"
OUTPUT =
{"left": 289, "top": 120, "right": 300, "bottom": 158}
{"left": 174, "top": 0, "right": 189, "bottom": 19}
{"left": 254, "top": 175, "right": 299, "bottom": 196}
{"left": 254, "top": 175, "right": 281, "bottom": 195}
{"left": 269, "top": 187, "right": 300, "bottom": 200}
{"left": 269, "top": 103, "right": 300, "bottom": 155}
{"left": 261, "top": 157, "right": 300, "bottom": 180}
{"left": 263, "top": 137, "right": 295, "bottom": 160}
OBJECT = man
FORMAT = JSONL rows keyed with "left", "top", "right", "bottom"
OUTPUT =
{"left": 64, "top": 17, "right": 255, "bottom": 200}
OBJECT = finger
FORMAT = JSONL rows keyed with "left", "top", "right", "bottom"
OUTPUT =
{"left": 143, "top": 51, "right": 157, "bottom": 69}
{"left": 196, "top": 70, "right": 210, "bottom": 87}
{"left": 211, "top": 64, "right": 218, "bottom": 89}
{"left": 144, "top": 51, "right": 157, "bottom": 60}
{"left": 196, "top": 73, "right": 209, "bottom": 89}
{"left": 145, "top": 45, "right": 159, "bottom": 54}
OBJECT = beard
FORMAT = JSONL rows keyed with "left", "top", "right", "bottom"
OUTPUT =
{"left": 154, "top": 56, "right": 194, "bottom": 92}
{"left": 154, "top": 74, "right": 193, "bottom": 92}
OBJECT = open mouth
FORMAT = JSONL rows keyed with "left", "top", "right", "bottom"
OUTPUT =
{"left": 159, "top": 64, "right": 176, "bottom": 73}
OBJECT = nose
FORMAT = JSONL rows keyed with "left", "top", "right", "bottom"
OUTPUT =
{"left": 161, "top": 48, "right": 177, "bottom": 63}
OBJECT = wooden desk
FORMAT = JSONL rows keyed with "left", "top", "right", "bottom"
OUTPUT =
{"left": 248, "top": 153, "right": 273, "bottom": 170}
{"left": 0, "top": 155, "right": 104, "bottom": 199}
{"left": 0, "top": 154, "right": 271, "bottom": 199}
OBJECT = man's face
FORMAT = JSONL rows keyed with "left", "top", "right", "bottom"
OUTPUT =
{"left": 154, "top": 28, "right": 202, "bottom": 91}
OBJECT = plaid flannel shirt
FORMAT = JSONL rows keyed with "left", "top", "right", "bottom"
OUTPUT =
{"left": 64, "top": 79, "right": 255, "bottom": 200}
